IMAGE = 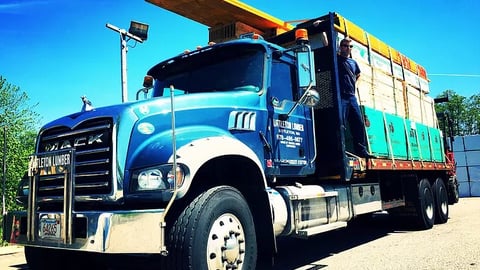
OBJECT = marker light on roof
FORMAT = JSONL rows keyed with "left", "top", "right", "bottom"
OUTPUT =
{"left": 252, "top": 33, "right": 262, "bottom": 40}
{"left": 295, "top": 29, "right": 308, "bottom": 42}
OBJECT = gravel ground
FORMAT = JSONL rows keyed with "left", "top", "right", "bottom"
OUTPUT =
{"left": 1, "top": 197, "right": 479, "bottom": 269}
{"left": 273, "top": 197, "right": 480, "bottom": 270}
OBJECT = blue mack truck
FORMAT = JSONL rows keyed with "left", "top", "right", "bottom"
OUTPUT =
{"left": 3, "top": 12, "right": 458, "bottom": 270}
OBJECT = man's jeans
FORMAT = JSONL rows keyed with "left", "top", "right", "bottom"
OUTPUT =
{"left": 341, "top": 95, "right": 369, "bottom": 156}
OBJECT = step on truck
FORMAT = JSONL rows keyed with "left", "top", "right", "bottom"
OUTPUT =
{"left": 3, "top": 6, "right": 458, "bottom": 270}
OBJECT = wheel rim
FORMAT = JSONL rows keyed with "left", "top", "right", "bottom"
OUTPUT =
{"left": 424, "top": 187, "right": 434, "bottom": 220}
{"left": 207, "top": 213, "right": 246, "bottom": 270}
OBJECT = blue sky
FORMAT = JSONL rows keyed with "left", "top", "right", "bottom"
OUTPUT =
{"left": 1, "top": 0, "right": 479, "bottom": 127}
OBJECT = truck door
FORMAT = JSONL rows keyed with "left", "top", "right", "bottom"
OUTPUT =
{"left": 266, "top": 59, "right": 315, "bottom": 176}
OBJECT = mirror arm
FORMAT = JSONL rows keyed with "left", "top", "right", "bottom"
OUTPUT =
{"left": 136, "top": 86, "right": 153, "bottom": 100}
{"left": 279, "top": 82, "right": 314, "bottom": 121}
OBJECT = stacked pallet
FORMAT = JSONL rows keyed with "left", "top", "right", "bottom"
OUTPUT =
{"left": 454, "top": 135, "right": 480, "bottom": 197}
{"left": 334, "top": 14, "right": 443, "bottom": 161}
{"left": 334, "top": 14, "right": 437, "bottom": 128}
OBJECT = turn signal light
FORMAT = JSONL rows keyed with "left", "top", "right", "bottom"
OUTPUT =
{"left": 143, "top": 75, "right": 153, "bottom": 88}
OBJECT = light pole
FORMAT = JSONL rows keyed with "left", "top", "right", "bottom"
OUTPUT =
{"left": 106, "top": 21, "right": 149, "bottom": 103}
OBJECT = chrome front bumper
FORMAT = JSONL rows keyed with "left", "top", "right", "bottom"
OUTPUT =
{"left": 4, "top": 209, "right": 166, "bottom": 254}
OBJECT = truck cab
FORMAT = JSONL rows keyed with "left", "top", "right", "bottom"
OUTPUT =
{"left": 146, "top": 37, "right": 317, "bottom": 177}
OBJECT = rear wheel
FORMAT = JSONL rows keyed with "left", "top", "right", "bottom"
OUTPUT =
{"left": 415, "top": 179, "right": 435, "bottom": 229}
{"left": 447, "top": 176, "right": 460, "bottom": 204}
{"left": 433, "top": 178, "right": 449, "bottom": 224}
{"left": 167, "top": 186, "right": 257, "bottom": 270}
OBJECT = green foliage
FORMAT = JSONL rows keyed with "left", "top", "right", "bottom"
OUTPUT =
{"left": 435, "top": 90, "right": 480, "bottom": 136}
{"left": 0, "top": 76, "right": 39, "bottom": 244}
{"left": 465, "top": 94, "right": 480, "bottom": 134}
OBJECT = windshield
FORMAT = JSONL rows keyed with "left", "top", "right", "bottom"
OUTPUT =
{"left": 149, "top": 43, "right": 265, "bottom": 97}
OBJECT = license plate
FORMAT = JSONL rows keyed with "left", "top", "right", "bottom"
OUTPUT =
{"left": 39, "top": 216, "right": 61, "bottom": 239}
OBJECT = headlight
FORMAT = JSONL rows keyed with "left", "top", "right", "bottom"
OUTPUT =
{"left": 133, "top": 164, "right": 186, "bottom": 192}
{"left": 137, "top": 169, "right": 164, "bottom": 190}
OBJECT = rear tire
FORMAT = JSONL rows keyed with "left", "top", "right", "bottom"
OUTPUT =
{"left": 433, "top": 178, "right": 449, "bottom": 224}
{"left": 447, "top": 176, "right": 460, "bottom": 204}
{"left": 415, "top": 179, "right": 435, "bottom": 229}
{"left": 167, "top": 186, "right": 257, "bottom": 270}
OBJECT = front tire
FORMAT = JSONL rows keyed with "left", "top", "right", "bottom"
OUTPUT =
{"left": 433, "top": 178, "right": 449, "bottom": 224}
{"left": 167, "top": 186, "right": 257, "bottom": 270}
{"left": 415, "top": 179, "right": 435, "bottom": 229}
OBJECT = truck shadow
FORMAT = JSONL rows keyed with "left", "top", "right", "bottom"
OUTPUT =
{"left": 7, "top": 213, "right": 421, "bottom": 270}
{"left": 272, "top": 212, "right": 420, "bottom": 269}
{"left": 8, "top": 264, "right": 28, "bottom": 270}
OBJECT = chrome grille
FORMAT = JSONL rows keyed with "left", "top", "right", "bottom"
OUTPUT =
{"left": 37, "top": 118, "right": 113, "bottom": 198}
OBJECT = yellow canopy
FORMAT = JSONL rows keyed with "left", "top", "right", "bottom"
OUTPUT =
{"left": 146, "top": 0, "right": 294, "bottom": 33}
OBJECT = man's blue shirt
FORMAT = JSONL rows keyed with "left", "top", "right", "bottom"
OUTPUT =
{"left": 338, "top": 55, "right": 361, "bottom": 97}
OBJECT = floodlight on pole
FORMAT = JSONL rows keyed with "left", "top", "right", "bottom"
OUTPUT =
{"left": 106, "top": 21, "right": 149, "bottom": 103}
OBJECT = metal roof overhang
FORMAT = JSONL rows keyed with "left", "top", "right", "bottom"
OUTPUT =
{"left": 145, "top": 0, "right": 294, "bottom": 33}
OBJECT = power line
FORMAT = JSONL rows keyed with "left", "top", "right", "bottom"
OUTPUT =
{"left": 429, "top": 73, "right": 480, "bottom": 78}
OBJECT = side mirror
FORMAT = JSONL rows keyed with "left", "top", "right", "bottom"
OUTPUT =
{"left": 279, "top": 89, "right": 320, "bottom": 120}
{"left": 279, "top": 29, "right": 318, "bottom": 120}
{"left": 301, "top": 89, "right": 320, "bottom": 108}
{"left": 296, "top": 48, "right": 316, "bottom": 89}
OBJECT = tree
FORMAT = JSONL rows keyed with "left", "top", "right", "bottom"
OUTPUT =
{"left": 465, "top": 94, "right": 480, "bottom": 135}
{"left": 435, "top": 90, "right": 480, "bottom": 136}
{"left": 0, "top": 76, "right": 39, "bottom": 244}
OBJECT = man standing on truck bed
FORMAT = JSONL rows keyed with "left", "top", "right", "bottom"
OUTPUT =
{"left": 337, "top": 37, "right": 375, "bottom": 159}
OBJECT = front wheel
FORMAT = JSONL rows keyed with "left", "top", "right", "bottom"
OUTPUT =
{"left": 167, "top": 186, "right": 257, "bottom": 270}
